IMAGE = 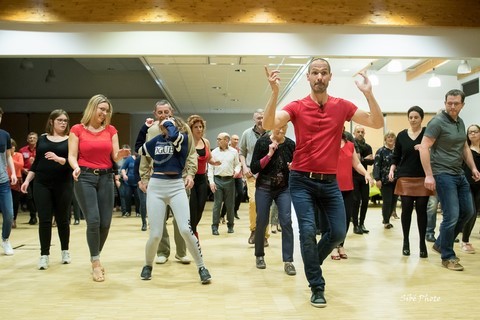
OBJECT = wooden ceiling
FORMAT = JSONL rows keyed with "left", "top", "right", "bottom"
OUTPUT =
{"left": 1, "top": 0, "right": 479, "bottom": 27}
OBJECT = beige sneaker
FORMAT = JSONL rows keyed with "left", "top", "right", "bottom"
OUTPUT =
{"left": 442, "top": 259, "right": 464, "bottom": 271}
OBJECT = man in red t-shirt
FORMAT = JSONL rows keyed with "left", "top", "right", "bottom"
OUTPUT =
{"left": 19, "top": 131, "right": 38, "bottom": 225}
{"left": 263, "top": 58, "right": 384, "bottom": 308}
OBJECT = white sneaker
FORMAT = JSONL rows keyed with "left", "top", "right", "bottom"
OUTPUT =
{"left": 61, "top": 250, "right": 71, "bottom": 264}
{"left": 38, "top": 255, "right": 49, "bottom": 270}
{"left": 2, "top": 239, "right": 14, "bottom": 256}
{"left": 155, "top": 256, "right": 168, "bottom": 264}
{"left": 175, "top": 254, "right": 191, "bottom": 264}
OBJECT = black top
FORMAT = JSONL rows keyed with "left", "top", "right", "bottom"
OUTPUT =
{"left": 353, "top": 139, "right": 373, "bottom": 177}
{"left": 464, "top": 149, "right": 480, "bottom": 185}
{"left": 391, "top": 128, "right": 426, "bottom": 178}
{"left": 373, "top": 146, "right": 395, "bottom": 185}
{"left": 30, "top": 134, "right": 72, "bottom": 181}
{"left": 250, "top": 135, "right": 295, "bottom": 190}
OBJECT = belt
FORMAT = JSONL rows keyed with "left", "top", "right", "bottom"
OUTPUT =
{"left": 296, "top": 170, "right": 336, "bottom": 181}
{"left": 214, "top": 175, "right": 233, "bottom": 179}
{"left": 79, "top": 166, "right": 114, "bottom": 176}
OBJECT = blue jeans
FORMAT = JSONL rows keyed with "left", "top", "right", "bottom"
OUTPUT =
{"left": 0, "top": 181, "right": 14, "bottom": 240}
{"left": 289, "top": 171, "right": 346, "bottom": 291}
{"left": 434, "top": 174, "right": 474, "bottom": 260}
{"left": 254, "top": 186, "right": 293, "bottom": 262}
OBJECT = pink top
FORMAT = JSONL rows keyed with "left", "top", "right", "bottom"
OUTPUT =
{"left": 336, "top": 141, "right": 355, "bottom": 191}
{"left": 70, "top": 124, "right": 117, "bottom": 169}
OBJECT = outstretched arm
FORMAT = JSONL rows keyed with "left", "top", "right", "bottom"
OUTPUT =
{"left": 263, "top": 66, "right": 290, "bottom": 130}
{"left": 351, "top": 72, "right": 384, "bottom": 129}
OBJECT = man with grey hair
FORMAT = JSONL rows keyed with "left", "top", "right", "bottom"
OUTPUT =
{"left": 239, "top": 109, "right": 270, "bottom": 245}
{"left": 208, "top": 132, "right": 241, "bottom": 235}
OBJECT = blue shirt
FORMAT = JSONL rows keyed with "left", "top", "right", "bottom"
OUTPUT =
{"left": 138, "top": 121, "right": 188, "bottom": 180}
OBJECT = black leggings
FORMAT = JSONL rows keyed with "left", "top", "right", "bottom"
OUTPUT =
{"left": 33, "top": 178, "right": 73, "bottom": 256}
{"left": 400, "top": 195, "right": 429, "bottom": 251}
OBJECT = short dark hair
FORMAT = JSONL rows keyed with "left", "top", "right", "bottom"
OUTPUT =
{"left": 445, "top": 89, "right": 465, "bottom": 103}
{"left": 407, "top": 106, "right": 424, "bottom": 119}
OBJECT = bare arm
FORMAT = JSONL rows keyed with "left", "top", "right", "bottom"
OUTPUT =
{"left": 111, "top": 133, "right": 130, "bottom": 162}
{"left": 68, "top": 132, "right": 81, "bottom": 181}
{"left": 463, "top": 142, "right": 480, "bottom": 181}
{"left": 419, "top": 135, "right": 436, "bottom": 191}
{"left": 352, "top": 150, "right": 373, "bottom": 185}
{"left": 263, "top": 66, "right": 291, "bottom": 130}
{"left": 6, "top": 149, "right": 17, "bottom": 185}
{"left": 351, "top": 72, "right": 384, "bottom": 129}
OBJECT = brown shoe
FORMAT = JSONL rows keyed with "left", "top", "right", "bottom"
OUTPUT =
{"left": 442, "top": 259, "right": 464, "bottom": 271}
{"left": 264, "top": 238, "right": 269, "bottom": 247}
{"left": 248, "top": 231, "right": 255, "bottom": 244}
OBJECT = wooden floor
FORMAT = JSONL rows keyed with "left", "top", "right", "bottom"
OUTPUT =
{"left": 1, "top": 202, "right": 480, "bottom": 320}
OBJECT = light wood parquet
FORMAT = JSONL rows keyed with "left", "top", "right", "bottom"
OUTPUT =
{"left": 1, "top": 202, "right": 480, "bottom": 320}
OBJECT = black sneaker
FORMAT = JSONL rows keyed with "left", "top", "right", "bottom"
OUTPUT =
{"left": 141, "top": 265, "right": 152, "bottom": 280}
{"left": 199, "top": 267, "right": 211, "bottom": 284}
{"left": 256, "top": 256, "right": 266, "bottom": 269}
{"left": 310, "top": 289, "right": 327, "bottom": 308}
{"left": 227, "top": 227, "right": 234, "bottom": 233}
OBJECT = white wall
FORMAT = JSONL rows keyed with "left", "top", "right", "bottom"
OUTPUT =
{"left": 279, "top": 72, "right": 462, "bottom": 114}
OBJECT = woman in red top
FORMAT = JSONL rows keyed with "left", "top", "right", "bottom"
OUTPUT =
{"left": 187, "top": 115, "right": 218, "bottom": 238}
{"left": 68, "top": 94, "right": 130, "bottom": 282}
{"left": 331, "top": 132, "right": 373, "bottom": 259}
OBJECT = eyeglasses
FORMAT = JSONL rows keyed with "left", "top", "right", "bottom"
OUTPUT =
{"left": 468, "top": 130, "right": 479, "bottom": 135}
{"left": 56, "top": 119, "right": 68, "bottom": 123}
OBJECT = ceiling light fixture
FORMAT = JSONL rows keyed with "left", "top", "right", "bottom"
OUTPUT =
{"left": 368, "top": 62, "right": 379, "bottom": 86}
{"left": 45, "top": 59, "right": 56, "bottom": 83}
{"left": 234, "top": 69, "right": 246, "bottom": 72}
{"left": 428, "top": 68, "right": 441, "bottom": 88}
{"left": 457, "top": 60, "right": 472, "bottom": 74}
{"left": 387, "top": 59, "right": 402, "bottom": 72}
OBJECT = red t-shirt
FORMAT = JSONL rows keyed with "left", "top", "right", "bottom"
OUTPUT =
{"left": 70, "top": 124, "right": 117, "bottom": 169}
{"left": 283, "top": 95, "right": 357, "bottom": 173}
{"left": 18, "top": 145, "right": 36, "bottom": 170}
{"left": 336, "top": 141, "right": 355, "bottom": 191}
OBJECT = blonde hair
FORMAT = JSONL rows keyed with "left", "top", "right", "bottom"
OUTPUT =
{"left": 80, "top": 94, "right": 113, "bottom": 126}
{"left": 384, "top": 130, "right": 396, "bottom": 141}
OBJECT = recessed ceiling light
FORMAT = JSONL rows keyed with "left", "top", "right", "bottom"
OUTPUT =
{"left": 212, "top": 86, "right": 222, "bottom": 90}
{"left": 235, "top": 69, "right": 246, "bottom": 72}
{"left": 231, "top": 99, "right": 239, "bottom": 102}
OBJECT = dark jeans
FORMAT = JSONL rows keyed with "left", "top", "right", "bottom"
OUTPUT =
{"left": 352, "top": 175, "right": 370, "bottom": 226}
{"left": 190, "top": 173, "right": 209, "bottom": 233}
{"left": 33, "top": 177, "right": 73, "bottom": 255}
{"left": 123, "top": 183, "right": 139, "bottom": 214}
{"left": 74, "top": 172, "right": 114, "bottom": 260}
{"left": 254, "top": 186, "right": 293, "bottom": 262}
{"left": 289, "top": 171, "right": 346, "bottom": 292}
{"left": 434, "top": 174, "right": 474, "bottom": 260}
{"left": 137, "top": 187, "right": 147, "bottom": 224}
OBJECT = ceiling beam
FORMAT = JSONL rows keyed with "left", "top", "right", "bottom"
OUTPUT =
{"left": 353, "top": 59, "right": 390, "bottom": 76}
{"left": 457, "top": 65, "right": 480, "bottom": 80}
{"left": 406, "top": 59, "right": 448, "bottom": 81}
